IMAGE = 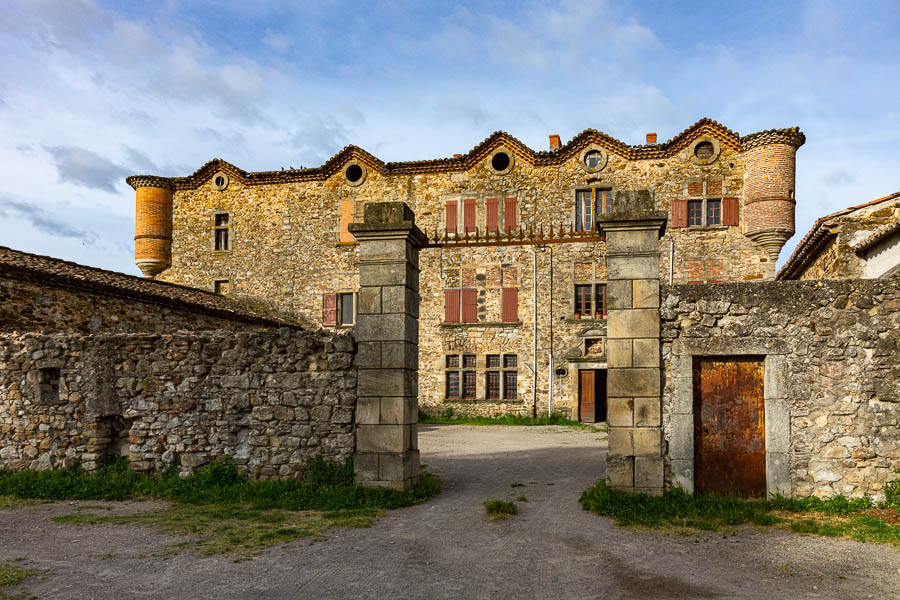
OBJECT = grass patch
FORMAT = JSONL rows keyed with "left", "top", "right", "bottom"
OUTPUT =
{"left": 516, "top": 495, "right": 527, "bottom": 502}
{"left": 0, "top": 561, "right": 43, "bottom": 599}
{"left": 580, "top": 480, "right": 900, "bottom": 546}
{"left": 54, "top": 505, "right": 378, "bottom": 555}
{"left": 0, "top": 496, "right": 30, "bottom": 511}
{"left": 1, "top": 456, "right": 440, "bottom": 554}
{"left": 484, "top": 499, "right": 518, "bottom": 520}
{"left": 510, "top": 482, "right": 524, "bottom": 488}
{"left": 420, "top": 412, "right": 603, "bottom": 432}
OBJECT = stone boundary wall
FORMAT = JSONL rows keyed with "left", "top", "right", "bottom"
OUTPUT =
{"left": 661, "top": 278, "right": 900, "bottom": 500}
{"left": 0, "top": 329, "right": 356, "bottom": 477}
{"left": 0, "top": 264, "right": 289, "bottom": 334}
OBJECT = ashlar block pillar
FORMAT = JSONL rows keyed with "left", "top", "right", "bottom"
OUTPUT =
{"left": 598, "top": 207, "right": 667, "bottom": 494}
{"left": 349, "top": 202, "right": 425, "bottom": 491}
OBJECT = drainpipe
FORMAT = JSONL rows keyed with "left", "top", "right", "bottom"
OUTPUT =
{"left": 669, "top": 241, "right": 674, "bottom": 285}
{"left": 529, "top": 247, "right": 538, "bottom": 418}
{"left": 548, "top": 245, "right": 554, "bottom": 417}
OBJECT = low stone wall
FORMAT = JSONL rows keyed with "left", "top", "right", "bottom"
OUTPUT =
{"left": 0, "top": 328, "right": 356, "bottom": 477}
{"left": 661, "top": 278, "right": 900, "bottom": 500}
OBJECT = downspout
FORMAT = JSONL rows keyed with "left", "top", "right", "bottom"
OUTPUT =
{"left": 669, "top": 241, "right": 674, "bottom": 285}
{"left": 548, "top": 245, "right": 554, "bottom": 416}
{"left": 529, "top": 247, "right": 538, "bottom": 419}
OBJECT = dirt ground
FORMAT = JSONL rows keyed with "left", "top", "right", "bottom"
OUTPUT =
{"left": 1, "top": 424, "right": 898, "bottom": 599}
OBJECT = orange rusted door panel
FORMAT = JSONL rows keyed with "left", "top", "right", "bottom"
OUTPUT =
{"left": 693, "top": 357, "right": 766, "bottom": 497}
{"left": 579, "top": 370, "right": 595, "bottom": 423}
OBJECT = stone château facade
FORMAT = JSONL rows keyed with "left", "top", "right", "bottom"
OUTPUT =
{"left": 127, "top": 119, "right": 805, "bottom": 421}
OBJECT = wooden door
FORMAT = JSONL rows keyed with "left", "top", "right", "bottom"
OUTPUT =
{"left": 693, "top": 357, "right": 766, "bottom": 497}
{"left": 579, "top": 370, "right": 596, "bottom": 423}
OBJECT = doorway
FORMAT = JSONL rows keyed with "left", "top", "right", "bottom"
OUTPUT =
{"left": 578, "top": 369, "right": 607, "bottom": 423}
{"left": 692, "top": 357, "right": 766, "bottom": 497}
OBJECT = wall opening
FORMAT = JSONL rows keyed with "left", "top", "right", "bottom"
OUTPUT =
{"left": 38, "top": 367, "right": 60, "bottom": 405}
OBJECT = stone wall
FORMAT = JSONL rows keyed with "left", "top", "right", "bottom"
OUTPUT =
{"left": 661, "top": 278, "right": 900, "bottom": 500}
{"left": 0, "top": 329, "right": 356, "bottom": 476}
{"left": 151, "top": 124, "right": 798, "bottom": 418}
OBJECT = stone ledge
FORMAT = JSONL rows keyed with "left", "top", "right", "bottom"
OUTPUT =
{"left": 440, "top": 321, "right": 522, "bottom": 329}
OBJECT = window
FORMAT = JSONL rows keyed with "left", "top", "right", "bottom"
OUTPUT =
{"left": 706, "top": 199, "right": 721, "bottom": 226}
{"left": 575, "top": 188, "right": 612, "bottom": 231}
{"left": 486, "top": 371, "right": 501, "bottom": 399}
{"left": 503, "top": 354, "right": 518, "bottom": 400}
{"left": 574, "top": 283, "right": 607, "bottom": 319}
{"left": 501, "top": 287, "right": 518, "bottom": 322}
{"left": 575, "top": 284, "right": 592, "bottom": 317}
{"left": 688, "top": 200, "right": 703, "bottom": 226}
{"left": 444, "top": 289, "right": 477, "bottom": 323}
{"left": 339, "top": 292, "right": 355, "bottom": 326}
{"left": 214, "top": 280, "right": 231, "bottom": 296}
{"left": 583, "top": 150, "right": 604, "bottom": 170}
{"left": 446, "top": 354, "right": 476, "bottom": 399}
{"left": 214, "top": 213, "right": 230, "bottom": 251}
{"left": 38, "top": 367, "right": 60, "bottom": 405}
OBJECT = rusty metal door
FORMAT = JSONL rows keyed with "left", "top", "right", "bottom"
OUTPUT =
{"left": 693, "top": 357, "right": 766, "bottom": 497}
{"left": 579, "top": 370, "right": 595, "bottom": 423}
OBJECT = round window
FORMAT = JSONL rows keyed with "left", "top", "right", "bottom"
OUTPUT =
{"left": 583, "top": 150, "right": 604, "bottom": 170}
{"left": 491, "top": 152, "right": 511, "bottom": 172}
{"left": 342, "top": 162, "right": 367, "bottom": 187}
{"left": 212, "top": 171, "right": 229, "bottom": 191}
{"left": 694, "top": 142, "right": 715, "bottom": 161}
{"left": 345, "top": 164, "right": 363, "bottom": 183}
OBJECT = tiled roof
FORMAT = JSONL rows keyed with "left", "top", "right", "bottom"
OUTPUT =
{"left": 127, "top": 118, "right": 806, "bottom": 191}
{"left": 850, "top": 219, "right": 900, "bottom": 252}
{"left": 776, "top": 191, "right": 900, "bottom": 280}
{"left": 0, "top": 246, "right": 294, "bottom": 327}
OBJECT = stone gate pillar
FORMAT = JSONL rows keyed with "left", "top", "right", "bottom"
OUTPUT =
{"left": 598, "top": 199, "right": 667, "bottom": 494}
{"left": 349, "top": 202, "right": 425, "bottom": 491}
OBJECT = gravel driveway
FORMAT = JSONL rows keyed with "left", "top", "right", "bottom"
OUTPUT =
{"left": 1, "top": 424, "right": 898, "bottom": 599}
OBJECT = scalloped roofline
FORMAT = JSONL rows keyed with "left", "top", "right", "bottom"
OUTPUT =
{"left": 127, "top": 118, "right": 805, "bottom": 191}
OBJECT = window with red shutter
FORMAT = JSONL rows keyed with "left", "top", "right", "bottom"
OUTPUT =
{"left": 486, "top": 197, "right": 499, "bottom": 231}
{"left": 444, "top": 289, "right": 460, "bottom": 323}
{"left": 461, "top": 289, "right": 478, "bottom": 323}
{"left": 504, "top": 197, "right": 518, "bottom": 231}
{"left": 463, "top": 198, "right": 476, "bottom": 232}
{"left": 322, "top": 293, "right": 337, "bottom": 326}
{"left": 445, "top": 200, "right": 458, "bottom": 234}
{"left": 672, "top": 199, "right": 688, "bottom": 228}
{"left": 723, "top": 197, "right": 739, "bottom": 226}
{"left": 501, "top": 287, "right": 518, "bottom": 322}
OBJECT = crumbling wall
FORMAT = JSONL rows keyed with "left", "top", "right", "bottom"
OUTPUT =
{"left": 661, "top": 278, "right": 900, "bottom": 500}
{"left": 0, "top": 328, "right": 356, "bottom": 477}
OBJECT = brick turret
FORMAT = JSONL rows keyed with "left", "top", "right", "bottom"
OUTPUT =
{"left": 126, "top": 175, "right": 174, "bottom": 278}
{"left": 741, "top": 128, "right": 805, "bottom": 275}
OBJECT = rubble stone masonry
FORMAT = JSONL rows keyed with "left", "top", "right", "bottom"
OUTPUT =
{"left": 0, "top": 329, "right": 356, "bottom": 476}
{"left": 661, "top": 278, "right": 900, "bottom": 500}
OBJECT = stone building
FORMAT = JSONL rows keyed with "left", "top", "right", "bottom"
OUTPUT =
{"left": 126, "top": 118, "right": 805, "bottom": 421}
{"left": 777, "top": 190, "right": 900, "bottom": 280}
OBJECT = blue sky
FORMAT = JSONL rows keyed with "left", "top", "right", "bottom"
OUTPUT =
{"left": 1, "top": 0, "right": 898, "bottom": 275}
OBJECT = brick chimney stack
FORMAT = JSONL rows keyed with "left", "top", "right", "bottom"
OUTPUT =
{"left": 549, "top": 134, "right": 561, "bottom": 150}
{"left": 646, "top": 133, "right": 657, "bottom": 144}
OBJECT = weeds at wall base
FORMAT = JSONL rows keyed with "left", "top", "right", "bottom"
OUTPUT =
{"left": 580, "top": 480, "right": 900, "bottom": 547}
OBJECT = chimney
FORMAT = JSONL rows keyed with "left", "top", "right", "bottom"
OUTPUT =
{"left": 549, "top": 134, "right": 561, "bottom": 150}
{"left": 646, "top": 133, "right": 657, "bottom": 144}
{"left": 453, "top": 153, "right": 462, "bottom": 158}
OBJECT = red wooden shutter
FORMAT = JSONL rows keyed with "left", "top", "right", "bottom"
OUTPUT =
{"left": 445, "top": 200, "right": 458, "bottom": 234}
{"left": 486, "top": 197, "right": 499, "bottom": 231}
{"left": 723, "top": 197, "right": 739, "bottom": 226}
{"left": 501, "top": 287, "right": 518, "bottom": 322}
{"left": 322, "top": 293, "right": 337, "bottom": 326}
{"left": 672, "top": 199, "right": 688, "bottom": 228}
{"left": 461, "top": 289, "right": 478, "bottom": 323}
{"left": 504, "top": 197, "right": 518, "bottom": 231}
{"left": 444, "top": 290, "right": 460, "bottom": 323}
{"left": 464, "top": 198, "right": 476, "bottom": 232}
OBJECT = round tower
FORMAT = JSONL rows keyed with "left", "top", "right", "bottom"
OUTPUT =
{"left": 741, "top": 128, "right": 805, "bottom": 274}
{"left": 126, "top": 175, "right": 174, "bottom": 278}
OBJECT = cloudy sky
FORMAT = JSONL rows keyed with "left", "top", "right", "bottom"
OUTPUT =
{"left": 1, "top": 0, "right": 898, "bottom": 275}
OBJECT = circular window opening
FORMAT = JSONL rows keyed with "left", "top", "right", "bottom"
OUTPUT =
{"left": 694, "top": 142, "right": 715, "bottom": 161}
{"left": 491, "top": 152, "right": 511, "bottom": 172}
{"left": 345, "top": 164, "right": 363, "bottom": 183}
{"left": 583, "top": 150, "right": 604, "bottom": 171}
{"left": 212, "top": 171, "right": 229, "bottom": 191}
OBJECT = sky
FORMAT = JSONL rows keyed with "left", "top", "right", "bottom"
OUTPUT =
{"left": 1, "top": 0, "right": 899, "bottom": 276}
